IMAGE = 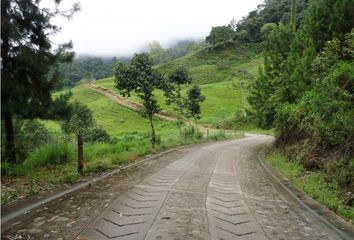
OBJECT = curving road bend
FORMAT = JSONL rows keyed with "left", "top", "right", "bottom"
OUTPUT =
{"left": 2, "top": 134, "right": 353, "bottom": 240}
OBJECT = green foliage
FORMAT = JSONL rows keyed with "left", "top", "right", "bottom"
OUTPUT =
{"left": 186, "top": 86, "right": 205, "bottom": 125}
{"left": 249, "top": 23, "right": 294, "bottom": 128}
{"left": 234, "top": 0, "right": 308, "bottom": 43}
{"left": 15, "top": 120, "right": 53, "bottom": 161}
{"left": 1, "top": 0, "right": 79, "bottom": 164}
{"left": 85, "top": 127, "right": 113, "bottom": 144}
{"left": 147, "top": 40, "right": 203, "bottom": 65}
{"left": 206, "top": 26, "right": 235, "bottom": 48}
{"left": 62, "top": 101, "right": 95, "bottom": 136}
{"left": 166, "top": 67, "right": 192, "bottom": 110}
{"left": 267, "top": 150, "right": 354, "bottom": 222}
{"left": 210, "top": 131, "right": 227, "bottom": 141}
{"left": 148, "top": 41, "right": 166, "bottom": 64}
{"left": 23, "top": 142, "right": 74, "bottom": 168}
{"left": 114, "top": 53, "right": 166, "bottom": 147}
{"left": 330, "top": 158, "right": 354, "bottom": 188}
{"left": 58, "top": 57, "right": 120, "bottom": 87}
{"left": 260, "top": 23, "right": 277, "bottom": 39}
{"left": 250, "top": 0, "right": 354, "bottom": 209}
{"left": 297, "top": 33, "right": 354, "bottom": 148}
{"left": 168, "top": 66, "right": 192, "bottom": 85}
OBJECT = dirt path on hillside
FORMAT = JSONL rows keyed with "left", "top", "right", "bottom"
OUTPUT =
{"left": 85, "top": 83, "right": 235, "bottom": 136}
{"left": 85, "top": 83, "right": 177, "bottom": 122}
{"left": 2, "top": 135, "right": 353, "bottom": 240}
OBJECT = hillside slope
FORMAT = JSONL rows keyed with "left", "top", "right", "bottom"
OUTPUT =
{"left": 157, "top": 42, "right": 262, "bottom": 84}
{"left": 93, "top": 42, "right": 263, "bottom": 126}
{"left": 46, "top": 86, "right": 179, "bottom": 139}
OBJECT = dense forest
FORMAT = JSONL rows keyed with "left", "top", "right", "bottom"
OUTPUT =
{"left": 58, "top": 39, "right": 204, "bottom": 87}
{"left": 205, "top": 0, "right": 309, "bottom": 47}
{"left": 249, "top": 0, "right": 354, "bottom": 192}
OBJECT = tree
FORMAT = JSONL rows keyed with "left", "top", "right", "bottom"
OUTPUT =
{"left": 233, "top": 0, "right": 308, "bottom": 43}
{"left": 114, "top": 53, "right": 165, "bottom": 148}
{"left": 1, "top": 0, "right": 80, "bottom": 164}
{"left": 148, "top": 41, "right": 166, "bottom": 64}
{"left": 260, "top": 23, "right": 277, "bottom": 40}
{"left": 290, "top": 0, "right": 297, "bottom": 33}
{"left": 186, "top": 86, "right": 205, "bottom": 129}
{"left": 206, "top": 26, "right": 234, "bottom": 48}
{"left": 231, "top": 70, "right": 254, "bottom": 118}
{"left": 249, "top": 23, "right": 294, "bottom": 128}
{"left": 62, "top": 102, "right": 95, "bottom": 174}
{"left": 165, "top": 67, "right": 192, "bottom": 136}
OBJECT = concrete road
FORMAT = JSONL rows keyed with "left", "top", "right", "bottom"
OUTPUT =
{"left": 2, "top": 134, "right": 353, "bottom": 240}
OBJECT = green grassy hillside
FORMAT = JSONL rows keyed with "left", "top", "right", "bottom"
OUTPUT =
{"left": 46, "top": 86, "right": 179, "bottom": 140}
{"left": 93, "top": 43, "right": 263, "bottom": 127}
{"left": 94, "top": 79, "right": 244, "bottom": 126}
{"left": 157, "top": 42, "right": 262, "bottom": 84}
{"left": 46, "top": 42, "right": 263, "bottom": 135}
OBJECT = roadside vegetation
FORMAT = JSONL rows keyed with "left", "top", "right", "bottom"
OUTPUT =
{"left": 250, "top": 0, "right": 354, "bottom": 218}
{"left": 267, "top": 150, "right": 354, "bottom": 222}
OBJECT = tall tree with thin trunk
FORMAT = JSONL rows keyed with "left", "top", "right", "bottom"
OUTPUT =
{"left": 62, "top": 102, "right": 95, "bottom": 174}
{"left": 1, "top": 0, "right": 80, "bottom": 164}
{"left": 290, "top": 0, "right": 297, "bottom": 33}
{"left": 186, "top": 86, "right": 205, "bottom": 129}
{"left": 114, "top": 53, "right": 165, "bottom": 149}
{"left": 232, "top": 70, "right": 254, "bottom": 118}
{"left": 165, "top": 67, "right": 192, "bottom": 136}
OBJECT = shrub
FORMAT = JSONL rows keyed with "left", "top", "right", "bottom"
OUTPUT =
{"left": 23, "top": 142, "right": 74, "bottom": 168}
{"left": 330, "top": 158, "right": 354, "bottom": 188}
{"left": 85, "top": 127, "right": 112, "bottom": 144}
{"left": 210, "top": 131, "right": 226, "bottom": 140}
{"left": 13, "top": 120, "right": 53, "bottom": 162}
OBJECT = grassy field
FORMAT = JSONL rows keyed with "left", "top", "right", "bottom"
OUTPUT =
{"left": 267, "top": 150, "right": 354, "bottom": 223}
{"left": 93, "top": 42, "right": 263, "bottom": 128}
{"left": 95, "top": 79, "right": 245, "bottom": 125}
{"left": 46, "top": 85, "right": 180, "bottom": 139}
{"left": 157, "top": 42, "right": 262, "bottom": 85}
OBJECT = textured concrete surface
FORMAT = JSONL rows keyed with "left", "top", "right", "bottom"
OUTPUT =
{"left": 2, "top": 135, "right": 353, "bottom": 240}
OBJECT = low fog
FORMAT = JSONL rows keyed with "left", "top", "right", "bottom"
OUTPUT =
{"left": 51, "top": 0, "right": 264, "bottom": 57}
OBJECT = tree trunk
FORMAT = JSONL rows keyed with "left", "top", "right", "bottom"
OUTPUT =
{"left": 177, "top": 112, "right": 182, "bottom": 138}
{"left": 149, "top": 116, "right": 156, "bottom": 149}
{"left": 77, "top": 133, "right": 84, "bottom": 174}
{"left": 4, "top": 111, "right": 16, "bottom": 164}
{"left": 291, "top": 0, "right": 297, "bottom": 33}
{"left": 2, "top": 2, "right": 16, "bottom": 164}
{"left": 239, "top": 81, "right": 247, "bottom": 118}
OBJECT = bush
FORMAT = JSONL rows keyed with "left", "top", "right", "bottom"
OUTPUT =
{"left": 210, "top": 131, "right": 226, "bottom": 140}
{"left": 329, "top": 158, "right": 354, "bottom": 188}
{"left": 85, "top": 127, "right": 112, "bottom": 144}
{"left": 23, "top": 142, "right": 74, "bottom": 168}
{"left": 12, "top": 120, "right": 53, "bottom": 162}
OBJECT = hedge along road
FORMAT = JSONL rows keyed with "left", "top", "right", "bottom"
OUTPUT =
{"left": 2, "top": 134, "right": 354, "bottom": 240}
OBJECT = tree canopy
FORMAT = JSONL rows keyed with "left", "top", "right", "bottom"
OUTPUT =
{"left": 206, "top": 26, "right": 234, "bottom": 48}
{"left": 249, "top": 0, "right": 354, "bottom": 170}
{"left": 114, "top": 53, "right": 166, "bottom": 148}
{"left": 63, "top": 102, "right": 95, "bottom": 174}
{"left": 1, "top": 0, "right": 79, "bottom": 163}
{"left": 186, "top": 86, "right": 205, "bottom": 127}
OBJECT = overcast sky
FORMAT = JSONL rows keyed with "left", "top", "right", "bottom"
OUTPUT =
{"left": 51, "top": 0, "right": 264, "bottom": 57}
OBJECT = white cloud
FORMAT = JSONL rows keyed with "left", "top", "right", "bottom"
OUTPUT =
{"left": 51, "top": 0, "right": 264, "bottom": 56}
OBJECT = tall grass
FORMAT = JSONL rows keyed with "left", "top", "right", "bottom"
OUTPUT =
{"left": 267, "top": 150, "right": 354, "bottom": 222}
{"left": 23, "top": 142, "right": 75, "bottom": 168}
